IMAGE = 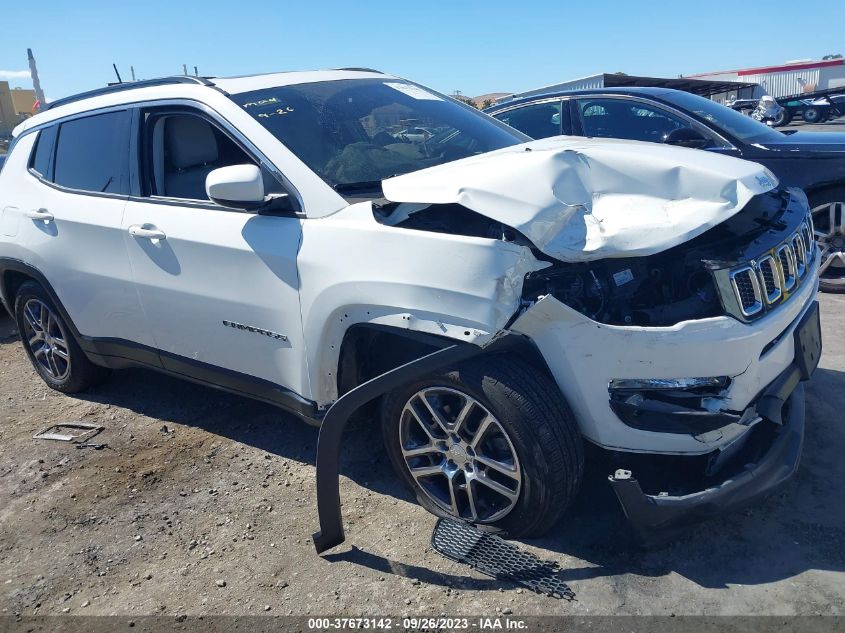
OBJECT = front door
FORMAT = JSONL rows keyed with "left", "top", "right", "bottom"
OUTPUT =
{"left": 122, "top": 108, "right": 309, "bottom": 400}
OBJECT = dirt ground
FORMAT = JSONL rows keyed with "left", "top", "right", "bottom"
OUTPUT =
{"left": 0, "top": 293, "right": 843, "bottom": 619}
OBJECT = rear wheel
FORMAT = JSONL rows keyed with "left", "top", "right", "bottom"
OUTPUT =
{"left": 810, "top": 189, "right": 845, "bottom": 293}
{"left": 381, "top": 355, "right": 584, "bottom": 537}
{"left": 773, "top": 109, "right": 791, "bottom": 127}
{"left": 14, "top": 281, "right": 110, "bottom": 392}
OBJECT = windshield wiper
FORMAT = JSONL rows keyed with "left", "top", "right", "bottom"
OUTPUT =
{"left": 333, "top": 180, "right": 384, "bottom": 193}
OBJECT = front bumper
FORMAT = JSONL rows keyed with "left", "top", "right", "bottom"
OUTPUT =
{"left": 607, "top": 297, "right": 820, "bottom": 542}
{"left": 609, "top": 376, "right": 805, "bottom": 544}
{"left": 510, "top": 250, "right": 820, "bottom": 454}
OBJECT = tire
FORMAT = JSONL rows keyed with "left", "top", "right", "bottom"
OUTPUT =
{"left": 381, "top": 354, "right": 584, "bottom": 538}
{"left": 773, "top": 109, "right": 791, "bottom": 127}
{"left": 803, "top": 107, "right": 823, "bottom": 124}
{"left": 14, "top": 281, "right": 110, "bottom": 392}
{"left": 809, "top": 188, "right": 845, "bottom": 293}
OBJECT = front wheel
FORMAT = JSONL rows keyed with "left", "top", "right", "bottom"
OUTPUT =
{"left": 381, "top": 355, "right": 584, "bottom": 537}
{"left": 810, "top": 189, "right": 845, "bottom": 293}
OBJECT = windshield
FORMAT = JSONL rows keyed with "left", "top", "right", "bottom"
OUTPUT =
{"left": 657, "top": 90, "right": 785, "bottom": 144}
{"left": 230, "top": 79, "right": 527, "bottom": 191}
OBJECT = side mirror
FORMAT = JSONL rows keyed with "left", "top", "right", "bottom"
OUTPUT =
{"left": 206, "top": 164, "right": 266, "bottom": 209}
{"left": 663, "top": 127, "right": 710, "bottom": 150}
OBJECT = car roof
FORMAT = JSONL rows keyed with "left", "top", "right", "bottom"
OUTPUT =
{"left": 14, "top": 69, "right": 392, "bottom": 136}
{"left": 485, "top": 86, "right": 677, "bottom": 112}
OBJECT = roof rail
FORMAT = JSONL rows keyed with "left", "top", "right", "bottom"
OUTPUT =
{"left": 334, "top": 67, "right": 383, "bottom": 74}
{"left": 46, "top": 76, "right": 215, "bottom": 111}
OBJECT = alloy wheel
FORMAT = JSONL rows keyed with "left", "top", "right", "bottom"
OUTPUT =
{"left": 812, "top": 201, "right": 845, "bottom": 287}
{"left": 398, "top": 387, "right": 522, "bottom": 523}
{"left": 21, "top": 298, "right": 71, "bottom": 380}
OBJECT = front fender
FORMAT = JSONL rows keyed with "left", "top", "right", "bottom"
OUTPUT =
{"left": 297, "top": 203, "right": 545, "bottom": 406}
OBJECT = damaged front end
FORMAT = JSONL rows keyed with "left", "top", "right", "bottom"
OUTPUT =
{"left": 313, "top": 137, "right": 822, "bottom": 550}
{"left": 518, "top": 186, "right": 813, "bottom": 328}
{"left": 512, "top": 184, "right": 822, "bottom": 541}
{"left": 379, "top": 138, "right": 822, "bottom": 539}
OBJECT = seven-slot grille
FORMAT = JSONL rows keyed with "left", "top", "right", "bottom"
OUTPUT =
{"left": 728, "top": 216, "right": 815, "bottom": 318}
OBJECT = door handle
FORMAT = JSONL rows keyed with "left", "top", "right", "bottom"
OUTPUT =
{"left": 25, "top": 208, "right": 54, "bottom": 222}
{"left": 128, "top": 225, "right": 167, "bottom": 241}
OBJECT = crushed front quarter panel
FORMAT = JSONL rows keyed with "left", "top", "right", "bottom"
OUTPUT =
{"left": 382, "top": 136, "right": 778, "bottom": 262}
{"left": 297, "top": 202, "right": 548, "bottom": 406}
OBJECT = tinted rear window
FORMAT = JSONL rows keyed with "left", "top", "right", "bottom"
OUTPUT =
{"left": 54, "top": 111, "right": 130, "bottom": 194}
{"left": 30, "top": 126, "right": 58, "bottom": 178}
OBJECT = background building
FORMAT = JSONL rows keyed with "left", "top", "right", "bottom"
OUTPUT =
{"left": 686, "top": 56, "right": 845, "bottom": 99}
{"left": 493, "top": 72, "right": 759, "bottom": 106}
{"left": 0, "top": 82, "right": 37, "bottom": 136}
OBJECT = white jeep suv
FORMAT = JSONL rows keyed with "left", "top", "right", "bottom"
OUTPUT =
{"left": 0, "top": 70, "right": 822, "bottom": 541}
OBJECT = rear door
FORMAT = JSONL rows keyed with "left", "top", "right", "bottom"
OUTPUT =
{"left": 121, "top": 106, "right": 309, "bottom": 399}
{"left": 7, "top": 111, "right": 155, "bottom": 347}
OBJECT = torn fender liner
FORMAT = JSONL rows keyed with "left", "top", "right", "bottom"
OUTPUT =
{"left": 383, "top": 136, "right": 777, "bottom": 262}
{"left": 313, "top": 336, "right": 519, "bottom": 554}
{"left": 432, "top": 518, "right": 575, "bottom": 600}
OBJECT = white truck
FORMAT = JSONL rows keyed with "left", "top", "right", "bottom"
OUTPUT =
{"left": 0, "top": 70, "right": 821, "bottom": 544}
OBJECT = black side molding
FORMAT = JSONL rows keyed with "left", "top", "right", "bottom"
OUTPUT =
{"left": 312, "top": 336, "right": 517, "bottom": 554}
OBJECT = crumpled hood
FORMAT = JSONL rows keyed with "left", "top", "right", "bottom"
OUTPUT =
{"left": 382, "top": 136, "right": 778, "bottom": 262}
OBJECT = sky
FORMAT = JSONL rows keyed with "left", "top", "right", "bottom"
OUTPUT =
{"left": 1, "top": 1, "right": 843, "bottom": 102}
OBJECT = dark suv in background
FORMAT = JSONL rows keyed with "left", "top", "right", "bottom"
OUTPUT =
{"left": 486, "top": 88, "right": 845, "bottom": 291}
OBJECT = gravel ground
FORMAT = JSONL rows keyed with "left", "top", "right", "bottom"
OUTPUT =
{"left": 0, "top": 291, "right": 843, "bottom": 618}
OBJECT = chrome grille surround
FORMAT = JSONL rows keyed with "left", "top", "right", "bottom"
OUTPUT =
{"left": 776, "top": 244, "right": 797, "bottom": 292}
{"left": 720, "top": 213, "right": 816, "bottom": 322}
{"left": 729, "top": 266, "right": 763, "bottom": 317}
{"left": 792, "top": 233, "right": 806, "bottom": 278}
{"left": 757, "top": 255, "right": 782, "bottom": 304}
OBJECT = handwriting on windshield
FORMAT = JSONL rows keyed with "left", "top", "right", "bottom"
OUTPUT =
{"left": 243, "top": 97, "right": 280, "bottom": 108}
{"left": 258, "top": 106, "right": 295, "bottom": 119}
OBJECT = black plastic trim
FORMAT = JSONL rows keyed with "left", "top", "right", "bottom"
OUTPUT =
{"left": 609, "top": 377, "right": 806, "bottom": 545}
{"left": 609, "top": 396, "right": 742, "bottom": 435}
{"left": 0, "top": 259, "right": 79, "bottom": 326}
{"left": 46, "top": 77, "right": 215, "bottom": 111}
{"left": 80, "top": 337, "right": 320, "bottom": 423}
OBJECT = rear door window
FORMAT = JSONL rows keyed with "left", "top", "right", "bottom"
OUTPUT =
{"left": 493, "top": 101, "right": 564, "bottom": 139}
{"left": 30, "top": 125, "right": 58, "bottom": 178}
{"left": 53, "top": 111, "right": 130, "bottom": 195}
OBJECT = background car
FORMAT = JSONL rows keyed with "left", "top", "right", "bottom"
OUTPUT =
{"left": 486, "top": 87, "right": 845, "bottom": 291}
{"left": 393, "top": 126, "right": 434, "bottom": 143}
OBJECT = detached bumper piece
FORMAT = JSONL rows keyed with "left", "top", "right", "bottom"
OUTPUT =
{"left": 313, "top": 334, "right": 521, "bottom": 555}
{"left": 609, "top": 301, "right": 820, "bottom": 544}
{"left": 610, "top": 380, "right": 805, "bottom": 545}
{"left": 431, "top": 518, "right": 575, "bottom": 600}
